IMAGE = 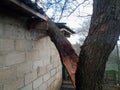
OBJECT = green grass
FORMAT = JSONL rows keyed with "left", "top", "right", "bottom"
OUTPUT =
{"left": 103, "top": 84, "right": 120, "bottom": 90}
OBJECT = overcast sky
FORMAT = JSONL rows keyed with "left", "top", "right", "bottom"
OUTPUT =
{"left": 46, "top": 0, "right": 93, "bottom": 44}
{"left": 62, "top": 1, "right": 93, "bottom": 44}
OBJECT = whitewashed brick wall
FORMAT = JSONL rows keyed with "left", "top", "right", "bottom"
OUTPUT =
{"left": 0, "top": 15, "right": 62, "bottom": 90}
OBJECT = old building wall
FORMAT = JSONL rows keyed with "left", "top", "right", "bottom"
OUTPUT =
{"left": 0, "top": 15, "right": 62, "bottom": 90}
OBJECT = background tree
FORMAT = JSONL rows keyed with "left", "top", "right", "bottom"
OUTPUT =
{"left": 76, "top": 0, "right": 120, "bottom": 90}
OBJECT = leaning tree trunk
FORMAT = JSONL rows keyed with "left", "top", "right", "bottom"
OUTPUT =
{"left": 29, "top": 15, "right": 78, "bottom": 87}
{"left": 76, "top": 0, "right": 120, "bottom": 90}
{"left": 47, "top": 20, "right": 78, "bottom": 87}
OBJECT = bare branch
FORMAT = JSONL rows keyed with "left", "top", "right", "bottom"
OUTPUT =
{"left": 57, "top": 0, "right": 68, "bottom": 22}
{"left": 67, "top": 0, "right": 89, "bottom": 17}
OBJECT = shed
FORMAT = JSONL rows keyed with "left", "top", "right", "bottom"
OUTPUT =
{"left": 0, "top": 0, "right": 75, "bottom": 90}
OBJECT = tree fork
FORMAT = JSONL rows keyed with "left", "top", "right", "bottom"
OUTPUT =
{"left": 76, "top": 0, "right": 120, "bottom": 90}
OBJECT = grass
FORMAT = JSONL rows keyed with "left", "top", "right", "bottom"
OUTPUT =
{"left": 103, "top": 84, "right": 120, "bottom": 90}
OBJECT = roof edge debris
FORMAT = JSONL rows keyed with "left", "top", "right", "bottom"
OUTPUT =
{"left": 9, "top": 0, "right": 47, "bottom": 20}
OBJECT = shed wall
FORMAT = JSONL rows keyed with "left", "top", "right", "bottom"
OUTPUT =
{"left": 0, "top": 15, "right": 62, "bottom": 90}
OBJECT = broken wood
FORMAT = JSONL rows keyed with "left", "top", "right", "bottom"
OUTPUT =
{"left": 47, "top": 19, "right": 78, "bottom": 87}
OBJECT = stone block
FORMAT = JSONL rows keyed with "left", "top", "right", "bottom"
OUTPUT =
{"left": 38, "top": 82, "right": 47, "bottom": 90}
{"left": 15, "top": 78, "right": 24, "bottom": 89}
{"left": 35, "top": 37, "right": 51, "bottom": 62}
{"left": 15, "top": 28, "right": 25, "bottom": 39}
{"left": 37, "top": 67, "right": 47, "bottom": 76}
{"left": 58, "top": 65, "right": 62, "bottom": 72}
{"left": 17, "top": 61, "right": 33, "bottom": 78}
{"left": 50, "top": 42, "right": 58, "bottom": 56}
{"left": 33, "top": 76, "right": 43, "bottom": 89}
{"left": 47, "top": 64, "right": 53, "bottom": 72}
{"left": 4, "top": 24, "right": 25, "bottom": 39}
{"left": 50, "top": 68, "right": 57, "bottom": 76}
{"left": 4, "top": 78, "right": 24, "bottom": 90}
{"left": 47, "top": 77, "right": 54, "bottom": 88}
{"left": 5, "top": 51, "right": 25, "bottom": 66}
{"left": 4, "top": 24, "right": 15, "bottom": 39}
{"left": 46, "top": 71, "right": 62, "bottom": 90}
{"left": 33, "top": 60, "right": 44, "bottom": 70}
{"left": 50, "top": 55, "right": 58, "bottom": 66}
{"left": 43, "top": 73, "right": 50, "bottom": 82}
{"left": 20, "top": 83, "right": 32, "bottom": 90}
{"left": 25, "top": 51, "right": 34, "bottom": 61}
{"left": 50, "top": 78, "right": 62, "bottom": 90}
{"left": 0, "top": 54, "right": 5, "bottom": 68}
{"left": 25, "top": 71, "right": 37, "bottom": 85}
{"left": 0, "top": 67, "right": 17, "bottom": 84}
{"left": 0, "top": 84, "right": 3, "bottom": 90}
{"left": 0, "top": 39, "right": 14, "bottom": 51}
{"left": 15, "top": 40, "right": 33, "bottom": 51}
{"left": 26, "top": 50, "right": 45, "bottom": 61}
{"left": 43, "top": 58, "right": 50, "bottom": 66}
{"left": 25, "top": 31, "right": 35, "bottom": 40}
{"left": 54, "top": 61, "right": 60, "bottom": 68}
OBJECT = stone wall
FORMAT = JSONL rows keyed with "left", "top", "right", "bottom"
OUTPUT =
{"left": 0, "top": 14, "right": 62, "bottom": 90}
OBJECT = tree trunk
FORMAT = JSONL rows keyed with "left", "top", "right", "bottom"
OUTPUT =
{"left": 76, "top": 0, "right": 120, "bottom": 90}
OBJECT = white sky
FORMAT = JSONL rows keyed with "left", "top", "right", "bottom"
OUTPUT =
{"left": 63, "top": 1, "right": 93, "bottom": 44}
{"left": 67, "top": 34, "right": 80, "bottom": 44}
{"left": 63, "top": 2, "right": 93, "bottom": 29}
{"left": 46, "top": 0, "right": 93, "bottom": 44}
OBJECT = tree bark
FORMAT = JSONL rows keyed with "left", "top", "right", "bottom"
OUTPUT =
{"left": 76, "top": 0, "right": 120, "bottom": 90}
